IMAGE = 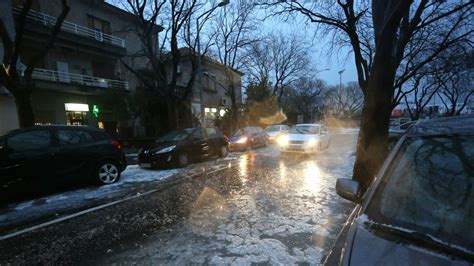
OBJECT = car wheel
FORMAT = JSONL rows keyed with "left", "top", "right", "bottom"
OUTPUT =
{"left": 177, "top": 153, "right": 189, "bottom": 167}
{"left": 218, "top": 145, "right": 229, "bottom": 158}
{"left": 97, "top": 161, "right": 120, "bottom": 185}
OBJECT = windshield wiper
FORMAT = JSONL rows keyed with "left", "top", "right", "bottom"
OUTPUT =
{"left": 365, "top": 221, "right": 474, "bottom": 262}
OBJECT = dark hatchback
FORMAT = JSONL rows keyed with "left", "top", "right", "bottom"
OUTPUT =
{"left": 138, "top": 127, "right": 228, "bottom": 168}
{"left": 325, "top": 116, "right": 474, "bottom": 265}
{"left": 228, "top": 126, "right": 267, "bottom": 151}
{"left": 0, "top": 126, "right": 127, "bottom": 203}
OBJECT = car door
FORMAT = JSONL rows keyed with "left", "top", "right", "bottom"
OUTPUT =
{"left": 53, "top": 129, "right": 97, "bottom": 178}
{"left": 205, "top": 127, "right": 222, "bottom": 154}
{"left": 189, "top": 128, "right": 211, "bottom": 158}
{"left": 1, "top": 129, "right": 54, "bottom": 188}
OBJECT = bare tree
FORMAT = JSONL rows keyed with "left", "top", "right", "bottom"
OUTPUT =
{"left": 120, "top": 0, "right": 199, "bottom": 130}
{"left": 0, "top": 0, "right": 70, "bottom": 128}
{"left": 402, "top": 73, "right": 438, "bottom": 120}
{"left": 264, "top": 0, "right": 473, "bottom": 190}
{"left": 326, "top": 82, "right": 364, "bottom": 117}
{"left": 285, "top": 77, "right": 326, "bottom": 121}
{"left": 210, "top": 0, "right": 256, "bottom": 132}
{"left": 246, "top": 33, "right": 310, "bottom": 103}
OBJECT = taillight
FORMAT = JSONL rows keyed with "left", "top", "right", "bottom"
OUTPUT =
{"left": 111, "top": 140, "right": 122, "bottom": 150}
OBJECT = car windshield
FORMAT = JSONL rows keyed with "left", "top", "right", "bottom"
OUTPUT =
{"left": 289, "top": 125, "right": 320, "bottom": 134}
{"left": 232, "top": 128, "right": 249, "bottom": 137}
{"left": 157, "top": 129, "right": 193, "bottom": 142}
{"left": 264, "top": 125, "right": 280, "bottom": 133}
{"left": 366, "top": 136, "right": 474, "bottom": 251}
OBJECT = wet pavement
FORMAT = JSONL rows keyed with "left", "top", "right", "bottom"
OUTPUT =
{"left": 0, "top": 133, "right": 357, "bottom": 265}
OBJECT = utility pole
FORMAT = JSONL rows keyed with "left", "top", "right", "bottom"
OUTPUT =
{"left": 338, "top": 69, "right": 345, "bottom": 91}
{"left": 196, "top": 0, "right": 229, "bottom": 127}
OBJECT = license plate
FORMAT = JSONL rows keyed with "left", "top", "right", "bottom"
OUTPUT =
{"left": 140, "top": 163, "right": 152, "bottom": 168}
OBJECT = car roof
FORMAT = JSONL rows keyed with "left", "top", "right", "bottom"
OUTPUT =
{"left": 407, "top": 115, "right": 474, "bottom": 136}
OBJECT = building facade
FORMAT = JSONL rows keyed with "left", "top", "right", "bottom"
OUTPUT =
{"left": 0, "top": 0, "right": 151, "bottom": 134}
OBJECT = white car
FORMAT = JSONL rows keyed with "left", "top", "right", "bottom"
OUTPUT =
{"left": 264, "top": 124, "right": 290, "bottom": 143}
{"left": 278, "top": 124, "right": 331, "bottom": 154}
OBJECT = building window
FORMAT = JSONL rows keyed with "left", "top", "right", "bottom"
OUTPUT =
{"left": 87, "top": 15, "right": 111, "bottom": 42}
{"left": 203, "top": 73, "right": 217, "bottom": 92}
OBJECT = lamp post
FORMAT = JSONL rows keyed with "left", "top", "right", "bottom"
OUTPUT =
{"left": 316, "top": 68, "right": 330, "bottom": 75}
{"left": 196, "top": 0, "right": 229, "bottom": 127}
{"left": 338, "top": 69, "right": 345, "bottom": 91}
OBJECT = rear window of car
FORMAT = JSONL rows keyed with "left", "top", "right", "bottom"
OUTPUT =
{"left": 8, "top": 130, "right": 50, "bottom": 151}
{"left": 58, "top": 130, "right": 94, "bottom": 145}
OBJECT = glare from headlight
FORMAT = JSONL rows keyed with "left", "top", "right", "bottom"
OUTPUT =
{"left": 236, "top": 137, "right": 248, "bottom": 144}
{"left": 278, "top": 135, "right": 289, "bottom": 146}
{"left": 155, "top": 145, "right": 176, "bottom": 154}
{"left": 307, "top": 138, "right": 318, "bottom": 147}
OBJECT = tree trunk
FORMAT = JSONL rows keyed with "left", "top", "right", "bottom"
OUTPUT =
{"left": 352, "top": 65, "right": 394, "bottom": 192}
{"left": 14, "top": 90, "right": 35, "bottom": 128}
{"left": 166, "top": 97, "right": 178, "bottom": 130}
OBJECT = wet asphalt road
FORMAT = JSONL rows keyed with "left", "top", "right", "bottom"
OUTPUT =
{"left": 0, "top": 133, "right": 357, "bottom": 265}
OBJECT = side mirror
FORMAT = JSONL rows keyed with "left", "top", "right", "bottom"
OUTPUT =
{"left": 336, "top": 178, "right": 361, "bottom": 203}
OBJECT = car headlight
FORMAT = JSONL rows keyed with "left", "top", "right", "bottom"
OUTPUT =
{"left": 236, "top": 137, "right": 248, "bottom": 144}
{"left": 154, "top": 145, "right": 176, "bottom": 154}
{"left": 307, "top": 138, "right": 318, "bottom": 147}
{"left": 278, "top": 135, "right": 289, "bottom": 146}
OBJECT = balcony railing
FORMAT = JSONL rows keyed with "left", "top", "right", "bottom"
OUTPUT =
{"left": 32, "top": 68, "right": 129, "bottom": 90}
{"left": 12, "top": 7, "right": 125, "bottom": 48}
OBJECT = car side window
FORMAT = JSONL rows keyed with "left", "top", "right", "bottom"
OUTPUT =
{"left": 205, "top": 128, "right": 218, "bottom": 137}
{"left": 58, "top": 130, "right": 94, "bottom": 145}
{"left": 400, "top": 122, "right": 413, "bottom": 130}
{"left": 0, "top": 139, "right": 6, "bottom": 149}
{"left": 8, "top": 130, "right": 50, "bottom": 151}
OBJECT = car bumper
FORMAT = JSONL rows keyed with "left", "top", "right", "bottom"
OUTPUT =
{"left": 229, "top": 142, "right": 248, "bottom": 151}
{"left": 267, "top": 136, "right": 278, "bottom": 143}
{"left": 280, "top": 145, "right": 317, "bottom": 154}
{"left": 138, "top": 152, "right": 175, "bottom": 168}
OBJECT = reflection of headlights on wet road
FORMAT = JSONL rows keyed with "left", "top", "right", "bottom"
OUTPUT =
{"left": 236, "top": 137, "right": 248, "bottom": 144}
{"left": 278, "top": 135, "right": 289, "bottom": 146}
{"left": 306, "top": 138, "right": 318, "bottom": 147}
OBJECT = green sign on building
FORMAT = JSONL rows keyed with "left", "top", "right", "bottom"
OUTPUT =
{"left": 92, "top": 105, "right": 100, "bottom": 118}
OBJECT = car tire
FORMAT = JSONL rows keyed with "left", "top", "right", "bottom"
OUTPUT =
{"left": 218, "top": 145, "right": 229, "bottom": 158}
{"left": 96, "top": 161, "right": 121, "bottom": 185}
{"left": 177, "top": 153, "right": 189, "bottom": 168}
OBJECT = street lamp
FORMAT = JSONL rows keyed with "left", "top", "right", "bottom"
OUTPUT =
{"left": 338, "top": 69, "right": 345, "bottom": 91}
{"left": 315, "top": 68, "right": 330, "bottom": 75}
{"left": 196, "top": 0, "right": 229, "bottom": 127}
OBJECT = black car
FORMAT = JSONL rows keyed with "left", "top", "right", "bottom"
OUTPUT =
{"left": 138, "top": 127, "right": 228, "bottom": 168}
{"left": 324, "top": 116, "right": 474, "bottom": 265}
{"left": 0, "top": 126, "right": 127, "bottom": 201}
{"left": 388, "top": 121, "right": 416, "bottom": 150}
{"left": 228, "top": 126, "right": 267, "bottom": 151}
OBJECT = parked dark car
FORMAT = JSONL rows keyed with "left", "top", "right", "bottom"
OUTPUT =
{"left": 324, "top": 115, "right": 474, "bottom": 265}
{"left": 0, "top": 126, "right": 127, "bottom": 202}
{"left": 228, "top": 126, "right": 267, "bottom": 151}
{"left": 138, "top": 127, "right": 228, "bottom": 168}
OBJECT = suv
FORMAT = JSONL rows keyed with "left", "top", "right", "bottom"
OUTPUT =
{"left": 138, "top": 127, "right": 228, "bottom": 168}
{"left": 0, "top": 126, "right": 127, "bottom": 195}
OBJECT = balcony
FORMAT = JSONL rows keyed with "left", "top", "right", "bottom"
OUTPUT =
{"left": 12, "top": 7, "right": 126, "bottom": 48}
{"left": 32, "top": 68, "right": 129, "bottom": 90}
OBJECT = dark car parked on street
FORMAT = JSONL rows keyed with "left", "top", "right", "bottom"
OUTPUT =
{"left": 388, "top": 120, "right": 416, "bottom": 150}
{"left": 228, "top": 126, "right": 267, "bottom": 151}
{"left": 0, "top": 125, "right": 127, "bottom": 203}
{"left": 138, "top": 127, "right": 228, "bottom": 168}
{"left": 324, "top": 115, "right": 474, "bottom": 265}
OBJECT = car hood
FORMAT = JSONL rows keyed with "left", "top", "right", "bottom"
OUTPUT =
{"left": 347, "top": 218, "right": 470, "bottom": 265}
{"left": 266, "top": 132, "right": 280, "bottom": 137}
{"left": 143, "top": 141, "right": 180, "bottom": 153}
{"left": 287, "top": 134, "right": 320, "bottom": 141}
